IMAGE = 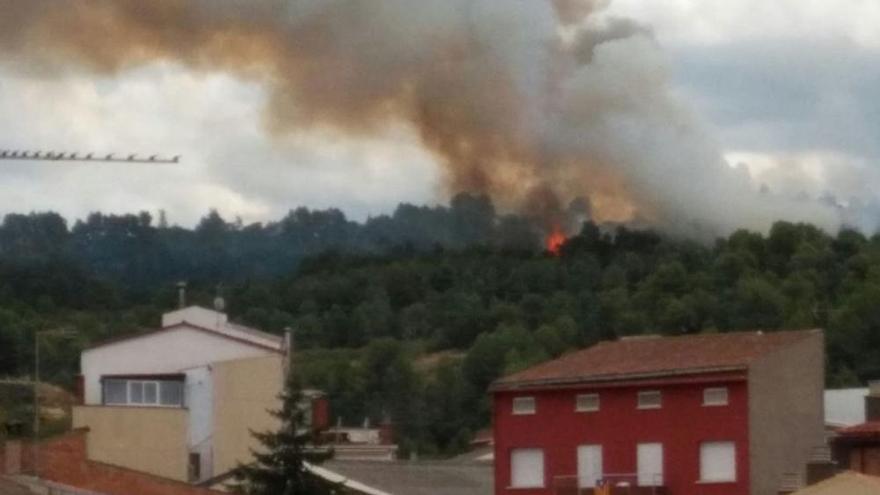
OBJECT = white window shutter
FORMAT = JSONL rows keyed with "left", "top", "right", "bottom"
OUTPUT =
{"left": 577, "top": 445, "right": 603, "bottom": 488}
{"left": 700, "top": 442, "right": 736, "bottom": 482}
{"left": 511, "top": 449, "right": 545, "bottom": 488}
{"left": 637, "top": 443, "right": 663, "bottom": 486}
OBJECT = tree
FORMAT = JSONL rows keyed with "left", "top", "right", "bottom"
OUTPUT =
{"left": 230, "top": 375, "right": 335, "bottom": 495}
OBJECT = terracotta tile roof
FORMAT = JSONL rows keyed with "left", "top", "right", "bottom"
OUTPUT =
{"left": 836, "top": 420, "right": 880, "bottom": 439}
{"left": 492, "top": 329, "right": 821, "bottom": 390}
{"left": 790, "top": 472, "right": 880, "bottom": 495}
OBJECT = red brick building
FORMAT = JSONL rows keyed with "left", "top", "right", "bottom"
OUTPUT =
{"left": 491, "top": 330, "right": 825, "bottom": 495}
{"left": 832, "top": 383, "right": 880, "bottom": 477}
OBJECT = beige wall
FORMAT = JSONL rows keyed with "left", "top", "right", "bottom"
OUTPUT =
{"left": 749, "top": 330, "right": 825, "bottom": 495}
{"left": 211, "top": 354, "right": 283, "bottom": 476}
{"left": 72, "top": 405, "right": 189, "bottom": 481}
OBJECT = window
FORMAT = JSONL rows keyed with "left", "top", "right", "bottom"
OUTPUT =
{"left": 637, "top": 390, "right": 662, "bottom": 409}
{"left": 144, "top": 382, "right": 158, "bottom": 404}
{"left": 130, "top": 381, "right": 145, "bottom": 404}
{"left": 512, "top": 396, "right": 536, "bottom": 415}
{"left": 510, "top": 448, "right": 544, "bottom": 488}
{"left": 576, "top": 393, "right": 600, "bottom": 412}
{"left": 637, "top": 443, "right": 663, "bottom": 487}
{"left": 103, "top": 379, "right": 128, "bottom": 405}
{"left": 577, "top": 445, "right": 603, "bottom": 488}
{"left": 703, "top": 387, "right": 729, "bottom": 406}
{"left": 700, "top": 442, "right": 736, "bottom": 482}
{"left": 160, "top": 381, "right": 184, "bottom": 406}
{"left": 102, "top": 378, "right": 184, "bottom": 407}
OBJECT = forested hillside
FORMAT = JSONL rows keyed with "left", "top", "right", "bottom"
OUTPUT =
{"left": 0, "top": 195, "right": 879, "bottom": 455}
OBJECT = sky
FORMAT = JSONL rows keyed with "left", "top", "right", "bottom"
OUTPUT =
{"left": 0, "top": 0, "right": 878, "bottom": 230}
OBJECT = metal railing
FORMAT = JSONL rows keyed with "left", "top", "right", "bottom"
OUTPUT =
{"left": 553, "top": 473, "right": 666, "bottom": 495}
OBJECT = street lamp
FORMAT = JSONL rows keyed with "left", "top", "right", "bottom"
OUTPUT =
{"left": 33, "top": 328, "right": 77, "bottom": 479}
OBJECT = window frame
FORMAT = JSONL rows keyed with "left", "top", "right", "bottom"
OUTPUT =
{"left": 699, "top": 441, "right": 737, "bottom": 483}
{"left": 575, "top": 393, "right": 600, "bottom": 412}
{"left": 102, "top": 377, "right": 184, "bottom": 408}
{"left": 637, "top": 390, "right": 662, "bottom": 410}
{"left": 512, "top": 396, "right": 536, "bottom": 415}
{"left": 702, "top": 387, "right": 729, "bottom": 407}
{"left": 103, "top": 379, "right": 129, "bottom": 405}
{"left": 510, "top": 448, "right": 545, "bottom": 488}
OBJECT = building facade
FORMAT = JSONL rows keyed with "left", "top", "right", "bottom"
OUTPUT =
{"left": 73, "top": 306, "right": 288, "bottom": 483}
{"left": 831, "top": 382, "right": 880, "bottom": 478}
{"left": 491, "top": 330, "right": 825, "bottom": 495}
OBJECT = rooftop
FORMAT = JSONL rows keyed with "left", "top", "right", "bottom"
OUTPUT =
{"left": 836, "top": 420, "right": 880, "bottom": 440}
{"left": 493, "top": 329, "right": 821, "bottom": 390}
{"left": 318, "top": 460, "right": 492, "bottom": 495}
{"left": 789, "top": 472, "right": 880, "bottom": 495}
{"left": 85, "top": 305, "right": 284, "bottom": 353}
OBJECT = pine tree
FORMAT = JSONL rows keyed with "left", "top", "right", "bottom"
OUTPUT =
{"left": 230, "top": 374, "right": 335, "bottom": 495}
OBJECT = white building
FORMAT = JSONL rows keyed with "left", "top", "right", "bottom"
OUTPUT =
{"left": 74, "top": 305, "right": 288, "bottom": 483}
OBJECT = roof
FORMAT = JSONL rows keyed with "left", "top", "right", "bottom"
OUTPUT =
{"left": 85, "top": 306, "right": 284, "bottom": 353}
{"left": 825, "top": 388, "right": 869, "bottom": 428}
{"left": 493, "top": 329, "right": 821, "bottom": 390}
{"left": 837, "top": 420, "right": 880, "bottom": 440}
{"left": 790, "top": 472, "right": 880, "bottom": 495}
{"left": 318, "top": 460, "right": 492, "bottom": 495}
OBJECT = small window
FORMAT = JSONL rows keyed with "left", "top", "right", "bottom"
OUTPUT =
{"left": 513, "top": 396, "right": 536, "bottom": 415}
{"left": 103, "top": 379, "right": 128, "bottom": 405}
{"left": 101, "top": 377, "right": 184, "bottom": 407}
{"left": 160, "top": 381, "right": 184, "bottom": 406}
{"left": 703, "top": 387, "right": 729, "bottom": 406}
{"left": 130, "top": 381, "right": 145, "bottom": 404}
{"left": 700, "top": 442, "right": 736, "bottom": 482}
{"left": 637, "top": 391, "right": 662, "bottom": 409}
{"left": 144, "top": 382, "right": 158, "bottom": 404}
{"left": 576, "top": 393, "right": 600, "bottom": 412}
{"left": 510, "top": 448, "right": 545, "bottom": 488}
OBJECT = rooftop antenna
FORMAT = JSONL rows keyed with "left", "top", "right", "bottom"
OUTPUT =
{"left": 0, "top": 149, "right": 180, "bottom": 164}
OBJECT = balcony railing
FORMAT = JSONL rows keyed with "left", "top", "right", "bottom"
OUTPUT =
{"left": 553, "top": 474, "right": 667, "bottom": 495}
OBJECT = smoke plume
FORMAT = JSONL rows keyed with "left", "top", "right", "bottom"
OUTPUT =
{"left": 0, "top": 0, "right": 844, "bottom": 235}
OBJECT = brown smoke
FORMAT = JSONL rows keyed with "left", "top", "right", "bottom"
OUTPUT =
{"left": 0, "top": 0, "right": 842, "bottom": 235}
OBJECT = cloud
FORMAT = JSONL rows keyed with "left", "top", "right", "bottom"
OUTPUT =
{"left": 604, "top": 0, "right": 880, "bottom": 48}
{"left": 0, "top": 62, "right": 441, "bottom": 226}
{"left": 0, "top": 0, "right": 878, "bottom": 236}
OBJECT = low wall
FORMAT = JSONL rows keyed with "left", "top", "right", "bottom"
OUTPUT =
{"left": 72, "top": 405, "right": 189, "bottom": 481}
{"left": 1, "top": 430, "right": 222, "bottom": 495}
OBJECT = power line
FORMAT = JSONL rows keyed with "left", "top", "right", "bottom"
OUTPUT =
{"left": 0, "top": 149, "right": 180, "bottom": 164}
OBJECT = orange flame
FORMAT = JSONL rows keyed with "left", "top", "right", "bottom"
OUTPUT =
{"left": 546, "top": 226, "right": 566, "bottom": 256}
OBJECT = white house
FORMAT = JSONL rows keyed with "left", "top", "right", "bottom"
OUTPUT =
{"left": 74, "top": 305, "right": 289, "bottom": 483}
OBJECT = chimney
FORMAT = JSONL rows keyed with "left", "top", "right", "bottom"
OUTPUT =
{"left": 177, "top": 281, "right": 187, "bottom": 309}
{"left": 379, "top": 414, "right": 394, "bottom": 446}
{"left": 865, "top": 381, "right": 880, "bottom": 421}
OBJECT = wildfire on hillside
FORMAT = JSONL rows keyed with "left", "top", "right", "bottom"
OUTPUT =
{"left": 546, "top": 226, "right": 566, "bottom": 256}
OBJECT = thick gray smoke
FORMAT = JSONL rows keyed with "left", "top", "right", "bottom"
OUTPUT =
{"left": 0, "top": 0, "right": 845, "bottom": 235}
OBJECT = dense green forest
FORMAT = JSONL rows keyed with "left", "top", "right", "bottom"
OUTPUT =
{"left": 1, "top": 194, "right": 879, "bottom": 455}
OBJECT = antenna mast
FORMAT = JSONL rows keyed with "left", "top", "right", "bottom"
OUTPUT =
{"left": 0, "top": 149, "right": 180, "bottom": 164}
